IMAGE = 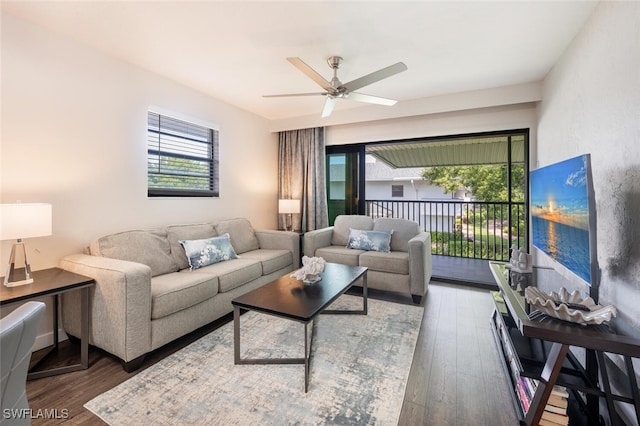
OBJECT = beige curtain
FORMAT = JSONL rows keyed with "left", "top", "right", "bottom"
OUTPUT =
{"left": 278, "top": 127, "right": 328, "bottom": 232}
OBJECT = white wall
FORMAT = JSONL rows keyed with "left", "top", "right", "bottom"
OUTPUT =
{"left": 366, "top": 180, "right": 448, "bottom": 201}
{"left": 538, "top": 4, "right": 639, "bottom": 421}
{"left": 1, "top": 14, "right": 278, "bottom": 345}
{"left": 1, "top": 13, "right": 278, "bottom": 269}
{"left": 537, "top": 1, "right": 640, "bottom": 339}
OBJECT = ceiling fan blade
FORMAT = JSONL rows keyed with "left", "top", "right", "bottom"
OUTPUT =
{"left": 345, "top": 92, "right": 397, "bottom": 106}
{"left": 342, "top": 62, "right": 408, "bottom": 92}
{"left": 287, "top": 57, "right": 333, "bottom": 91}
{"left": 263, "top": 92, "right": 326, "bottom": 98}
{"left": 321, "top": 97, "right": 337, "bottom": 118}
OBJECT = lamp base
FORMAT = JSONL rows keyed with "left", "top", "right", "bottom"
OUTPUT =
{"left": 4, "top": 241, "right": 34, "bottom": 287}
{"left": 282, "top": 213, "right": 294, "bottom": 232}
{"left": 4, "top": 277, "right": 34, "bottom": 287}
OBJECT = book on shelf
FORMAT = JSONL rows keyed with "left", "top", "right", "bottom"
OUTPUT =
{"left": 521, "top": 376, "right": 537, "bottom": 399}
{"left": 539, "top": 418, "right": 568, "bottom": 426}
{"left": 544, "top": 404, "right": 567, "bottom": 415}
{"left": 550, "top": 385, "right": 569, "bottom": 399}
{"left": 541, "top": 410, "right": 569, "bottom": 425}
{"left": 516, "top": 378, "right": 569, "bottom": 422}
{"left": 515, "top": 379, "right": 530, "bottom": 412}
{"left": 547, "top": 394, "right": 568, "bottom": 409}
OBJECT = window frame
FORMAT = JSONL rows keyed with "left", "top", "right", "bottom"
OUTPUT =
{"left": 147, "top": 109, "right": 219, "bottom": 198}
{"left": 391, "top": 184, "right": 404, "bottom": 198}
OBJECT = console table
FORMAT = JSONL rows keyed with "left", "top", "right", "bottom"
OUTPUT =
{"left": 1, "top": 267, "right": 95, "bottom": 379}
{"left": 489, "top": 261, "right": 640, "bottom": 425}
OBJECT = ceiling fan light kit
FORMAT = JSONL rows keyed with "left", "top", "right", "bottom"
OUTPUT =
{"left": 264, "top": 56, "right": 407, "bottom": 117}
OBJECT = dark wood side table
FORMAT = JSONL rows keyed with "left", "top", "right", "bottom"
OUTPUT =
{"left": 1, "top": 267, "right": 95, "bottom": 380}
{"left": 489, "top": 262, "right": 640, "bottom": 425}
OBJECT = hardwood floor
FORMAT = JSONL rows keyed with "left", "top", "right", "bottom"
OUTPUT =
{"left": 25, "top": 282, "right": 518, "bottom": 425}
{"left": 398, "top": 282, "right": 518, "bottom": 425}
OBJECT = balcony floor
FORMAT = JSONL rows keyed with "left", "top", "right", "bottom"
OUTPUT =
{"left": 431, "top": 255, "right": 498, "bottom": 290}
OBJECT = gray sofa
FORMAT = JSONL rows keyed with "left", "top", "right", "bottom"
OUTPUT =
{"left": 303, "top": 215, "right": 432, "bottom": 304}
{"left": 60, "top": 218, "right": 299, "bottom": 372}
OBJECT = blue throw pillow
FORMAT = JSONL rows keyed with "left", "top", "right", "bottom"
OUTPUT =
{"left": 346, "top": 228, "right": 392, "bottom": 253}
{"left": 179, "top": 233, "right": 238, "bottom": 270}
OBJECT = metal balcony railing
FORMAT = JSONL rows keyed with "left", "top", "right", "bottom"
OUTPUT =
{"left": 365, "top": 199, "right": 526, "bottom": 261}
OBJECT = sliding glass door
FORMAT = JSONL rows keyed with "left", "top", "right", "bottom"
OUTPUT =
{"left": 326, "top": 145, "right": 365, "bottom": 225}
{"left": 325, "top": 130, "right": 529, "bottom": 255}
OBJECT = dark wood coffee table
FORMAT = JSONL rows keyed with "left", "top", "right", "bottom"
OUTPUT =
{"left": 232, "top": 262, "right": 368, "bottom": 392}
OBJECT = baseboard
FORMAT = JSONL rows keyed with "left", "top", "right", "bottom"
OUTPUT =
{"left": 33, "top": 328, "right": 69, "bottom": 351}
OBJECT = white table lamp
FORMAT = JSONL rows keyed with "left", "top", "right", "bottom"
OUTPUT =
{"left": 278, "top": 199, "right": 300, "bottom": 232}
{"left": 0, "top": 203, "right": 52, "bottom": 287}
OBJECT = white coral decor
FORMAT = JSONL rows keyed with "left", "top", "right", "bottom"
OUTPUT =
{"left": 524, "top": 287, "right": 617, "bottom": 325}
{"left": 291, "top": 256, "right": 326, "bottom": 283}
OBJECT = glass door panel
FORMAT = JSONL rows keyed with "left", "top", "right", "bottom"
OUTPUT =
{"left": 326, "top": 151, "right": 360, "bottom": 225}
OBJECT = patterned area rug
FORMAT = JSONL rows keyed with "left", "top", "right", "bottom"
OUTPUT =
{"left": 85, "top": 295, "right": 424, "bottom": 425}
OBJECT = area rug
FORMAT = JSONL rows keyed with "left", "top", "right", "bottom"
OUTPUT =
{"left": 85, "top": 295, "right": 424, "bottom": 425}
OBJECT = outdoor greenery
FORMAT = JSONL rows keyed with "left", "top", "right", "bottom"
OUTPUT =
{"left": 430, "top": 229, "right": 526, "bottom": 261}
{"left": 421, "top": 164, "right": 525, "bottom": 202}
{"left": 422, "top": 164, "right": 526, "bottom": 259}
{"left": 148, "top": 156, "right": 211, "bottom": 190}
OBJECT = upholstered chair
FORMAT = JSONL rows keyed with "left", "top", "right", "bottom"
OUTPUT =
{"left": 1, "top": 301, "right": 46, "bottom": 425}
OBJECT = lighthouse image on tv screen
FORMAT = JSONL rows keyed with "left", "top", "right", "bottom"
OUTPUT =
{"left": 531, "top": 154, "right": 594, "bottom": 285}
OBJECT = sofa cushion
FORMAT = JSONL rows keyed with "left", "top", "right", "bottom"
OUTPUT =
{"left": 347, "top": 229, "right": 392, "bottom": 252}
{"left": 315, "top": 246, "right": 363, "bottom": 267}
{"left": 194, "top": 258, "right": 262, "bottom": 292}
{"left": 215, "top": 218, "right": 260, "bottom": 254}
{"left": 373, "top": 218, "right": 419, "bottom": 252}
{"left": 359, "top": 251, "right": 410, "bottom": 275}
{"left": 331, "top": 215, "right": 374, "bottom": 247}
{"left": 239, "top": 249, "right": 292, "bottom": 275}
{"left": 166, "top": 223, "right": 217, "bottom": 270}
{"left": 180, "top": 234, "right": 238, "bottom": 270}
{"left": 90, "top": 230, "right": 178, "bottom": 277}
{"left": 150, "top": 272, "right": 219, "bottom": 320}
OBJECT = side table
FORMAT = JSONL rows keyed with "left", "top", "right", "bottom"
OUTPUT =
{"left": 489, "top": 261, "right": 640, "bottom": 425}
{"left": 0, "top": 267, "right": 95, "bottom": 380}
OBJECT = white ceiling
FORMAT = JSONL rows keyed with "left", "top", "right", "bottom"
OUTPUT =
{"left": 2, "top": 1, "right": 598, "bottom": 122}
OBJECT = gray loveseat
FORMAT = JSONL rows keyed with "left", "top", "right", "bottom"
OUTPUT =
{"left": 303, "top": 215, "right": 432, "bottom": 304}
{"left": 60, "top": 218, "right": 299, "bottom": 371}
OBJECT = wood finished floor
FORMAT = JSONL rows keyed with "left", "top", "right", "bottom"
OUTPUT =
{"left": 25, "top": 282, "right": 518, "bottom": 425}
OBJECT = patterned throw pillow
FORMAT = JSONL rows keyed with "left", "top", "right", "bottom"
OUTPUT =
{"left": 346, "top": 228, "right": 392, "bottom": 253}
{"left": 179, "top": 233, "right": 238, "bottom": 270}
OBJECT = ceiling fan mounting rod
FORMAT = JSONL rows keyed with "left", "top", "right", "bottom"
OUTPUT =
{"left": 327, "top": 56, "right": 344, "bottom": 92}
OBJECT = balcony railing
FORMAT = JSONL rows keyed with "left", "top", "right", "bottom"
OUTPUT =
{"left": 365, "top": 199, "right": 526, "bottom": 262}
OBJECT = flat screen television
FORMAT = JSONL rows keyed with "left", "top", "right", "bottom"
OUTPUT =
{"left": 530, "top": 154, "right": 599, "bottom": 298}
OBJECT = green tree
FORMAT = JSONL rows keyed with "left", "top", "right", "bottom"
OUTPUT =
{"left": 148, "top": 156, "right": 210, "bottom": 190}
{"left": 421, "top": 164, "right": 524, "bottom": 202}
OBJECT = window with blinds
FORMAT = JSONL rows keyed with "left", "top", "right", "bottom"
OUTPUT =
{"left": 147, "top": 111, "right": 219, "bottom": 197}
{"left": 391, "top": 184, "right": 404, "bottom": 197}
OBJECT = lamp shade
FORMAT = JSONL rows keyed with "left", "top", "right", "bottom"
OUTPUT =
{"left": 0, "top": 203, "right": 52, "bottom": 241}
{"left": 278, "top": 199, "right": 300, "bottom": 214}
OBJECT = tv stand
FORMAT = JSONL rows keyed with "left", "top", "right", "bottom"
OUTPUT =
{"left": 489, "top": 262, "right": 640, "bottom": 425}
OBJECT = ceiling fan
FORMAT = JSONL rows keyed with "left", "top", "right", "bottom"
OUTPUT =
{"left": 264, "top": 56, "right": 408, "bottom": 117}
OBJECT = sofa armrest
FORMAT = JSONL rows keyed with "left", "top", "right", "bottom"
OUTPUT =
{"left": 303, "top": 227, "right": 334, "bottom": 258}
{"left": 255, "top": 230, "right": 301, "bottom": 269}
{"left": 59, "top": 254, "right": 152, "bottom": 363}
{"left": 408, "top": 232, "right": 433, "bottom": 298}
